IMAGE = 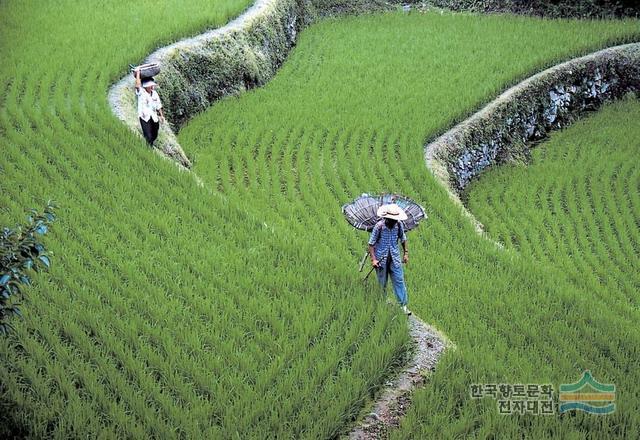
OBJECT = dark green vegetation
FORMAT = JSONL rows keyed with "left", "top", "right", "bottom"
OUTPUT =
{"left": 424, "top": 0, "right": 640, "bottom": 18}
{"left": 0, "top": 202, "right": 56, "bottom": 335}
{"left": 1, "top": 0, "right": 639, "bottom": 437}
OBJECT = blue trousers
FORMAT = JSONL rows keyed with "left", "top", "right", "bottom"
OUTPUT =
{"left": 376, "top": 258, "right": 408, "bottom": 306}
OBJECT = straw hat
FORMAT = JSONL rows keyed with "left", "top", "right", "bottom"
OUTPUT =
{"left": 377, "top": 203, "right": 408, "bottom": 221}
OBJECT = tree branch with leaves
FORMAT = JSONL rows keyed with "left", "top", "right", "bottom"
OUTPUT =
{"left": 0, "top": 202, "right": 57, "bottom": 335}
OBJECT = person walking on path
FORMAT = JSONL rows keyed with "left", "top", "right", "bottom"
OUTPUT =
{"left": 368, "top": 204, "right": 411, "bottom": 315}
{"left": 134, "top": 68, "right": 165, "bottom": 146}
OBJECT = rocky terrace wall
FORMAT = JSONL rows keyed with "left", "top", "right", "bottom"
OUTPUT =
{"left": 107, "top": 0, "right": 397, "bottom": 168}
{"left": 424, "top": 43, "right": 640, "bottom": 233}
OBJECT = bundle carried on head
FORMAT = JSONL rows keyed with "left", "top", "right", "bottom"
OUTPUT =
{"left": 130, "top": 62, "right": 161, "bottom": 79}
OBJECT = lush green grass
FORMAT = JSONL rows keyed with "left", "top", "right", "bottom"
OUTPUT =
{"left": 1, "top": 2, "right": 412, "bottom": 437}
{"left": 0, "top": 0, "right": 639, "bottom": 438}
{"left": 181, "top": 11, "right": 640, "bottom": 440}
{"left": 460, "top": 96, "right": 640, "bottom": 439}
{"left": 467, "top": 96, "right": 640, "bottom": 310}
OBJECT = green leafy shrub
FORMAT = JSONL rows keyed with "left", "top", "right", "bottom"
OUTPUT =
{"left": 0, "top": 202, "right": 56, "bottom": 335}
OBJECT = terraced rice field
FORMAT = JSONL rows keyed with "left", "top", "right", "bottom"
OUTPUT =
{"left": 1, "top": 0, "right": 639, "bottom": 437}
{"left": 467, "top": 96, "right": 640, "bottom": 310}
{"left": 461, "top": 96, "right": 640, "bottom": 439}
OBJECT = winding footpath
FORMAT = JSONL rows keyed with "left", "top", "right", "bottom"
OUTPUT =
{"left": 347, "top": 316, "right": 452, "bottom": 439}
{"left": 108, "top": 0, "right": 282, "bottom": 169}
{"left": 107, "top": 0, "right": 639, "bottom": 437}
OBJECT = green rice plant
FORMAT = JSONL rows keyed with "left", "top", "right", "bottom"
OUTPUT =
{"left": 1, "top": 0, "right": 639, "bottom": 438}
{"left": 180, "top": 10, "right": 640, "bottom": 439}
{"left": 467, "top": 95, "right": 640, "bottom": 307}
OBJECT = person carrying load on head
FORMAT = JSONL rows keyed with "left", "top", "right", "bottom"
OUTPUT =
{"left": 134, "top": 68, "right": 165, "bottom": 146}
{"left": 368, "top": 204, "right": 411, "bottom": 315}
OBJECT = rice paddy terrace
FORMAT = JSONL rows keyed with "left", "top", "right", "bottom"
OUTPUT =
{"left": 1, "top": 0, "right": 639, "bottom": 438}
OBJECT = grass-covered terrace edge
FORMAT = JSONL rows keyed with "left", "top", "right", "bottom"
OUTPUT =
{"left": 109, "top": 0, "right": 639, "bottom": 241}
{"left": 107, "top": 0, "right": 402, "bottom": 168}
{"left": 424, "top": 43, "right": 640, "bottom": 235}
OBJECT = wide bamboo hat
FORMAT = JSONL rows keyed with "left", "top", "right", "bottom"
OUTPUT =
{"left": 377, "top": 203, "right": 408, "bottom": 221}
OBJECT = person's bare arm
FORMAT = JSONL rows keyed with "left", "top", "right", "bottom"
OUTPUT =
{"left": 158, "top": 107, "right": 165, "bottom": 123}
{"left": 135, "top": 68, "right": 141, "bottom": 91}
{"left": 401, "top": 241, "right": 408, "bottom": 264}
{"left": 368, "top": 244, "right": 379, "bottom": 268}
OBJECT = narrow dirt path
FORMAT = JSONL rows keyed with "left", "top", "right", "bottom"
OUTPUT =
{"left": 346, "top": 315, "right": 452, "bottom": 439}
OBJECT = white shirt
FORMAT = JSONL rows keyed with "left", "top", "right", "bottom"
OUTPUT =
{"left": 136, "top": 87, "right": 162, "bottom": 122}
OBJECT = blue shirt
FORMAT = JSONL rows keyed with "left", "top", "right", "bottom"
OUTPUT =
{"left": 368, "top": 220, "right": 407, "bottom": 268}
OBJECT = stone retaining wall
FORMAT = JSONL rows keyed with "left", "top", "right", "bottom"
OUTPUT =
{"left": 422, "top": 0, "right": 640, "bottom": 18}
{"left": 424, "top": 43, "right": 640, "bottom": 233}
{"left": 108, "top": 0, "right": 397, "bottom": 168}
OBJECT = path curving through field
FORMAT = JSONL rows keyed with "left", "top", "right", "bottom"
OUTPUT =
{"left": 106, "top": 4, "right": 640, "bottom": 438}
{"left": 347, "top": 315, "right": 452, "bottom": 439}
{"left": 1, "top": 0, "right": 639, "bottom": 436}
{"left": 108, "top": 5, "right": 465, "bottom": 434}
